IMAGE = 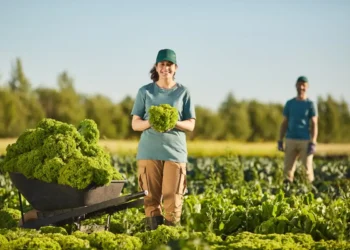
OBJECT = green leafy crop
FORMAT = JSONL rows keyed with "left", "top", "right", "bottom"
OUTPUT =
{"left": 77, "top": 119, "right": 100, "bottom": 144}
{"left": 149, "top": 104, "right": 178, "bottom": 133}
{"left": 0, "top": 118, "right": 123, "bottom": 190}
{"left": 4, "top": 236, "right": 61, "bottom": 250}
{"left": 40, "top": 226, "right": 68, "bottom": 235}
{"left": 0, "top": 208, "right": 21, "bottom": 229}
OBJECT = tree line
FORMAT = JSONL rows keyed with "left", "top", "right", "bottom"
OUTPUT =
{"left": 0, "top": 58, "right": 349, "bottom": 143}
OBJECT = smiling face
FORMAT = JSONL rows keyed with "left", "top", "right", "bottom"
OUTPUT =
{"left": 296, "top": 81, "right": 308, "bottom": 98}
{"left": 156, "top": 61, "right": 177, "bottom": 81}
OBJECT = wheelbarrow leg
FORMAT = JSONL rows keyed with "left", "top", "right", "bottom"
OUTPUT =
{"left": 70, "top": 215, "right": 85, "bottom": 233}
{"left": 105, "top": 214, "right": 111, "bottom": 231}
{"left": 74, "top": 216, "right": 83, "bottom": 231}
{"left": 18, "top": 191, "right": 25, "bottom": 226}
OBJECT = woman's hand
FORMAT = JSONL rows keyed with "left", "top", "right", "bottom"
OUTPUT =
{"left": 131, "top": 115, "right": 151, "bottom": 131}
{"left": 175, "top": 119, "right": 196, "bottom": 132}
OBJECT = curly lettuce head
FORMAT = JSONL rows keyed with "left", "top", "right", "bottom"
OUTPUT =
{"left": 0, "top": 208, "right": 21, "bottom": 229}
{"left": 5, "top": 128, "right": 46, "bottom": 158}
{"left": 149, "top": 104, "right": 178, "bottom": 132}
{"left": 37, "top": 118, "right": 77, "bottom": 136}
{"left": 0, "top": 118, "right": 123, "bottom": 190}
{"left": 77, "top": 119, "right": 100, "bottom": 144}
{"left": 57, "top": 154, "right": 114, "bottom": 189}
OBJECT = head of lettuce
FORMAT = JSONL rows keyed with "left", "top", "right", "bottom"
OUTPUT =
{"left": 149, "top": 104, "right": 178, "bottom": 133}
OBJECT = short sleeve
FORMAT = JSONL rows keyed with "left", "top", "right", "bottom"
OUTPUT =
{"left": 131, "top": 88, "right": 146, "bottom": 118}
{"left": 182, "top": 90, "right": 196, "bottom": 120}
{"left": 309, "top": 101, "right": 318, "bottom": 118}
{"left": 283, "top": 101, "right": 290, "bottom": 118}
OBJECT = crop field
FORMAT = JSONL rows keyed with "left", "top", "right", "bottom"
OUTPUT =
{"left": 2, "top": 139, "right": 350, "bottom": 158}
{"left": 0, "top": 149, "right": 350, "bottom": 249}
{"left": 89, "top": 140, "right": 350, "bottom": 158}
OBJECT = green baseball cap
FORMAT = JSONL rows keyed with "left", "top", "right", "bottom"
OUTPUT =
{"left": 156, "top": 49, "right": 177, "bottom": 64}
{"left": 297, "top": 76, "right": 308, "bottom": 83}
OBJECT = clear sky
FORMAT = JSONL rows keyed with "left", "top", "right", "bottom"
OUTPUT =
{"left": 1, "top": 0, "right": 349, "bottom": 110}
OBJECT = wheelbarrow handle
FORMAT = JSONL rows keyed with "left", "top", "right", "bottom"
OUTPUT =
{"left": 125, "top": 190, "right": 148, "bottom": 201}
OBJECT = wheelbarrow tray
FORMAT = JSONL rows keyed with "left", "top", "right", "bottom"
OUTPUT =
{"left": 9, "top": 172, "right": 126, "bottom": 211}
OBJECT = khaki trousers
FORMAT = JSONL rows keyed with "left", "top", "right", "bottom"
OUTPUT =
{"left": 284, "top": 139, "right": 314, "bottom": 182}
{"left": 137, "top": 160, "right": 187, "bottom": 223}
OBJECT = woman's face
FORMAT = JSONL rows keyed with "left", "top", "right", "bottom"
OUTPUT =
{"left": 156, "top": 61, "right": 177, "bottom": 80}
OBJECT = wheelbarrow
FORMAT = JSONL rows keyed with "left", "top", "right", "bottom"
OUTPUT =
{"left": 9, "top": 172, "right": 147, "bottom": 231}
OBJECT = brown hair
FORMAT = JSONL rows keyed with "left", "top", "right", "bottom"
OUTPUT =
{"left": 150, "top": 65, "right": 159, "bottom": 82}
{"left": 149, "top": 64, "right": 176, "bottom": 82}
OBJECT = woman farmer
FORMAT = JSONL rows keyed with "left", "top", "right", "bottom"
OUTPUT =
{"left": 131, "top": 48, "right": 196, "bottom": 230}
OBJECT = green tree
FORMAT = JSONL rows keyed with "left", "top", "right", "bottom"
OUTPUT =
{"left": 247, "top": 100, "right": 266, "bottom": 142}
{"left": 17, "top": 92, "right": 45, "bottom": 129}
{"left": 112, "top": 103, "right": 130, "bottom": 139}
{"left": 119, "top": 96, "right": 138, "bottom": 139}
{"left": 190, "top": 106, "right": 224, "bottom": 140}
{"left": 84, "top": 95, "right": 118, "bottom": 138}
{"left": 337, "top": 99, "right": 350, "bottom": 142}
{"left": 2, "top": 57, "right": 350, "bottom": 143}
{"left": 35, "top": 87, "right": 60, "bottom": 119}
{"left": 5, "top": 59, "right": 45, "bottom": 132}
{"left": 0, "top": 88, "right": 28, "bottom": 137}
{"left": 317, "top": 95, "right": 341, "bottom": 143}
{"left": 264, "top": 103, "right": 284, "bottom": 141}
{"left": 55, "top": 71, "right": 86, "bottom": 125}
{"left": 218, "top": 93, "right": 252, "bottom": 140}
{"left": 8, "top": 58, "right": 31, "bottom": 93}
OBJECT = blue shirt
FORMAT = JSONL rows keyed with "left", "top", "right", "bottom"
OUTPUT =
{"left": 283, "top": 97, "right": 317, "bottom": 140}
{"left": 131, "top": 82, "right": 196, "bottom": 163}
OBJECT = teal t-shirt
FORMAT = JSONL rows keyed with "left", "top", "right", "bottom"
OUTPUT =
{"left": 131, "top": 82, "right": 196, "bottom": 163}
{"left": 283, "top": 97, "right": 317, "bottom": 140}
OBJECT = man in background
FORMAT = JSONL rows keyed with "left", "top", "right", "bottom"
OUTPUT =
{"left": 278, "top": 76, "right": 318, "bottom": 183}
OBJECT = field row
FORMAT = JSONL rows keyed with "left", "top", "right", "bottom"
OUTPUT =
{"left": 1, "top": 139, "right": 349, "bottom": 157}
{"left": 1, "top": 156, "right": 350, "bottom": 249}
